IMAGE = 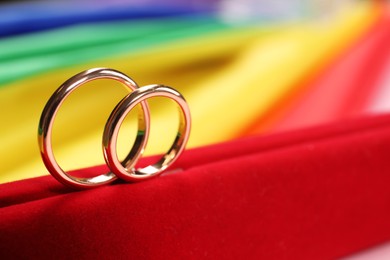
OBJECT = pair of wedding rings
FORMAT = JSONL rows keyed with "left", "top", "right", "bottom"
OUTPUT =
{"left": 38, "top": 68, "right": 191, "bottom": 189}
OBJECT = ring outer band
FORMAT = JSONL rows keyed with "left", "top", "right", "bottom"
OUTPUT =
{"left": 103, "top": 84, "right": 191, "bottom": 182}
{"left": 38, "top": 68, "right": 150, "bottom": 189}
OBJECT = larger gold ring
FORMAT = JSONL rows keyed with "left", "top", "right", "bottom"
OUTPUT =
{"left": 103, "top": 84, "right": 191, "bottom": 182}
{"left": 38, "top": 68, "right": 150, "bottom": 189}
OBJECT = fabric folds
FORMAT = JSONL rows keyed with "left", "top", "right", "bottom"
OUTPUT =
{"left": 0, "top": 1, "right": 379, "bottom": 183}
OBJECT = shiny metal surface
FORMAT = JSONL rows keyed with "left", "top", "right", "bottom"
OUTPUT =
{"left": 38, "top": 68, "right": 150, "bottom": 189}
{"left": 103, "top": 84, "right": 191, "bottom": 182}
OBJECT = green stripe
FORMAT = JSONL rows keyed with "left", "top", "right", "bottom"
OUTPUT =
{"left": 0, "top": 16, "right": 251, "bottom": 86}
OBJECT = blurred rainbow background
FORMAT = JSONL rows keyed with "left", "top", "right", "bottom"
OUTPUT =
{"left": 1, "top": 0, "right": 390, "bottom": 184}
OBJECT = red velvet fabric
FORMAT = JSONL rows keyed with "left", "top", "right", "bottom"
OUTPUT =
{"left": 2, "top": 115, "right": 390, "bottom": 259}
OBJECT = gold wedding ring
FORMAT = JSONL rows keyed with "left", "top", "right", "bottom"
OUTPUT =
{"left": 103, "top": 84, "right": 191, "bottom": 182}
{"left": 38, "top": 68, "right": 150, "bottom": 189}
{"left": 38, "top": 68, "right": 191, "bottom": 189}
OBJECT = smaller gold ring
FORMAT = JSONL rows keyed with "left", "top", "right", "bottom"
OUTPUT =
{"left": 38, "top": 68, "right": 150, "bottom": 189}
{"left": 103, "top": 84, "right": 191, "bottom": 182}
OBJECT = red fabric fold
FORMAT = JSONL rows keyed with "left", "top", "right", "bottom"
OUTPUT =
{"left": 2, "top": 115, "right": 390, "bottom": 259}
